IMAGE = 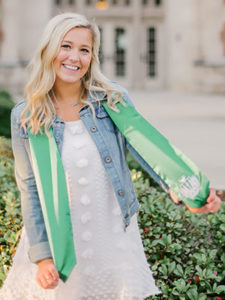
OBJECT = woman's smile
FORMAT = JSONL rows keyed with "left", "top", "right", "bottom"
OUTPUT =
{"left": 62, "top": 64, "right": 80, "bottom": 71}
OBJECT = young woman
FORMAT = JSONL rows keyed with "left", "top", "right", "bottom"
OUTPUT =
{"left": 0, "top": 12, "right": 221, "bottom": 300}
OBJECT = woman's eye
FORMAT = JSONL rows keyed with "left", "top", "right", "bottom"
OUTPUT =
{"left": 81, "top": 48, "right": 89, "bottom": 53}
{"left": 61, "top": 44, "right": 71, "bottom": 49}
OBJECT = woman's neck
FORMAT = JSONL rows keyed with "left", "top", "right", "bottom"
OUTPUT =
{"left": 52, "top": 80, "right": 83, "bottom": 103}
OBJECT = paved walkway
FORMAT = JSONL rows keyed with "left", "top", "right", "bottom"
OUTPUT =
{"left": 129, "top": 90, "right": 225, "bottom": 190}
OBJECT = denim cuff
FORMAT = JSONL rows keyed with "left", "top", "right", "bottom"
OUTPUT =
{"left": 28, "top": 241, "right": 52, "bottom": 263}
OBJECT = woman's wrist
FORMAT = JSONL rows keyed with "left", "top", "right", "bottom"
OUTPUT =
{"left": 36, "top": 258, "right": 53, "bottom": 266}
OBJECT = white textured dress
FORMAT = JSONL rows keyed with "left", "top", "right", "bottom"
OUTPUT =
{"left": 0, "top": 120, "right": 161, "bottom": 300}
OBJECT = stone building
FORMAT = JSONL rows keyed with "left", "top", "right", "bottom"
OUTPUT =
{"left": 0, "top": 0, "right": 225, "bottom": 96}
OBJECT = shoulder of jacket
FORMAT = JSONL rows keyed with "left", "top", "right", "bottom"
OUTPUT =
{"left": 111, "top": 81, "right": 134, "bottom": 107}
{"left": 111, "top": 81, "right": 128, "bottom": 95}
{"left": 11, "top": 100, "right": 27, "bottom": 123}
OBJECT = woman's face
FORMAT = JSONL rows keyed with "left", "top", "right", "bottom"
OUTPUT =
{"left": 53, "top": 27, "right": 93, "bottom": 87}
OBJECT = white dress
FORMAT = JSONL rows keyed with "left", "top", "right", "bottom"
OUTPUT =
{"left": 0, "top": 120, "right": 161, "bottom": 300}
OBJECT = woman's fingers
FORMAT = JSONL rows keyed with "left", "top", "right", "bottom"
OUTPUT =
{"left": 49, "top": 265, "right": 60, "bottom": 281}
{"left": 37, "top": 274, "right": 59, "bottom": 289}
{"left": 206, "top": 195, "right": 222, "bottom": 213}
{"left": 36, "top": 259, "right": 59, "bottom": 289}
{"left": 206, "top": 188, "right": 216, "bottom": 203}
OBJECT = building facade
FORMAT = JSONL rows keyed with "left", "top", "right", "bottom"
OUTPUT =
{"left": 0, "top": 0, "right": 225, "bottom": 96}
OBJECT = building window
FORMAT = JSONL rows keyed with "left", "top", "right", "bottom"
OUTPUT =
{"left": 86, "top": 0, "right": 92, "bottom": 5}
{"left": 114, "top": 28, "right": 126, "bottom": 77}
{"left": 155, "top": 0, "right": 162, "bottom": 6}
{"left": 55, "top": 0, "right": 62, "bottom": 5}
{"left": 143, "top": 0, "right": 162, "bottom": 5}
{"left": 68, "top": 0, "right": 75, "bottom": 4}
{"left": 147, "top": 27, "right": 156, "bottom": 77}
{"left": 111, "top": 0, "right": 131, "bottom": 5}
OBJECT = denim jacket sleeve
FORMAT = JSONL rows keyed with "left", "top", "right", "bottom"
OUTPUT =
{"left": 119, "top": 89, "right": 169, "bottom": 193}
{"left": 11, "top": 102, "right": 52, "bottom": 263}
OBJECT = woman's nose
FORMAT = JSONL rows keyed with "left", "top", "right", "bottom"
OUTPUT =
{"left": 69, "top": 49, "right": 79, "bottom": 62}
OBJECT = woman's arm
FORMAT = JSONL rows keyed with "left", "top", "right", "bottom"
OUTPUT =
{"left": 11, "top": 104, "right": 60, "bottom": 289}
{"left": 121, "top": 91, "right": 222, "bottom": 213}
{"left": 11, "top": 103, "right": 52, "bottom": 263}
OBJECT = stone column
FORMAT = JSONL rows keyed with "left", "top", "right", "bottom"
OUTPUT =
{"left": 18, "top": 0, "right": 52, "bottom": 62}
{"left": 165, "top": 0, "right": 199, "bottom": 92}
{"left": 0, "top": 0, "right": 52, "bottom": 95}
{"left": 132, "top": 0, "right": 142, "bottom": 89}
{"left": 102, "top": 21, "right": 114, "bottom": 79}
{"left": 1, "top": 0, "right": 21, "bottom": 65}
{"left": 76, "top": 0, "right": 85, "bottom": 14}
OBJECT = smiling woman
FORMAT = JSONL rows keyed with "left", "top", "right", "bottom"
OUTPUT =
{"left": 0, "top": 11, "right": 221, "bottom": 300}
{"left": 0, "top": 12, "right": 162, "bottom": 300}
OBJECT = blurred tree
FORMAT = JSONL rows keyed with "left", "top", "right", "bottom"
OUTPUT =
{"left": 0, "top": 91, "right": 14, "bottom": 138}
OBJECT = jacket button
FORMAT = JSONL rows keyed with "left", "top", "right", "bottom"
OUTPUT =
{"left": 90, "top": 126, "right": 97, "bottom": 132}
{"left": 118, "top": 189, "right": 124, "bottom": 196}
{"left": 105, "top": 156, "right": 112, "bottom": 163}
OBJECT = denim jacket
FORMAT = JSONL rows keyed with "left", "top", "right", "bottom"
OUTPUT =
{"left": 11, "top": 84, "right": 169, "bottom": 264}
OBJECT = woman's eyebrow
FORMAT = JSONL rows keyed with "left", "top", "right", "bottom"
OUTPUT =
{"left": 62, "top": 40, "right": 91, "bottom": 49}
{"left": 62, "top": 40, "right": 73, "bottom": 44}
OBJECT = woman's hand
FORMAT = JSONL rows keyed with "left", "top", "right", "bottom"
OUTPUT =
{"left": 186, "top": 188, "right": 222, "bottom": 213}
{"left": 36, "top": 258, "right": 60, "bottom": 289}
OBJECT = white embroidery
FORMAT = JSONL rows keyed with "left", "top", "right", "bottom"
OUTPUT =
{"left": 179, "top": 175, "right": 200, "bottom": 199}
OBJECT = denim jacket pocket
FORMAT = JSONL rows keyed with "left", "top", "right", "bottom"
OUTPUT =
{"left": 96, "top": 106, "right": 117, "bottom": 133}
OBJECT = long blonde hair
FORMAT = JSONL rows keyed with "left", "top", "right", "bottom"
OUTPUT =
{"left": 21, "top": 12, "right": 125, "bottom": 135}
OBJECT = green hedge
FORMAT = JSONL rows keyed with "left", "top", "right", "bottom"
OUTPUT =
{"left": 0, "top": 91, "right": 15, "bottom": 138}
{"left": 0, "top": 137, "right": 22, "bottom": 283}
{"left": 133, "top": 171, "right": 225, "bottom": 300}
{"left": 0, "top": 138, "right": 225, "bottom": 299}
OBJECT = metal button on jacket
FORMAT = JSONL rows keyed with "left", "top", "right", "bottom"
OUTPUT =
{"left": 118, "top": 189, "right": 124, "bottom": 196}
{"left": 105, "top": 156, "right": 112, "bottom": 163}
{"left": 90, "top": 126, "right": 97, "bottom": 132}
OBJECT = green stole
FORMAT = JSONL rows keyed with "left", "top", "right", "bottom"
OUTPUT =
{"left": 28, "top": 98, "right": 209, "bottom": 281}
{"left": 28, "top": 128, "right": 76, "bottom": 282}
{"left": 102, "top": 99, "right": 209, "bottom": 208}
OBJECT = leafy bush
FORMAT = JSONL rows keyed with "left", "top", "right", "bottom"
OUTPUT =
{"left": 0, "top": 139, "right": 225, "bottom": 300}
{"left": 0, "top": 137, "right": 22, "bottom": 285}
{"left": 131, "top": 171, "right": 225, "bottom": 300}
{"left": 0, "top": 91, "right": 15, "bottom": 138}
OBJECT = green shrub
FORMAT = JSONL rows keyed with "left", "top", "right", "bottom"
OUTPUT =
{"left": 0, "top": 137, "right": 22, "bottom": 285}
{"left": 131, "top": 171, "right": 225, "bottom": 300}
{"left": 0, "top": 91, "right": 15, "bottom": 138}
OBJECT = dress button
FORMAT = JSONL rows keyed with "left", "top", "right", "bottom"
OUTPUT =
{"left": 81, "top": 248, "right": 94, "bottom": 259}
{"left": 90, "top": 126, "right": 97, "bottom": 132}
{"left": 80, "top": 212, "right": 92, "bottom": 224}
{"left": 81, "top": 231, "right": 92, "bottom": 242}
{"left": 80, "top": 194, "right": 91, "bottom": 206}
{"left": 76, "top": 158, "right": 88, "bottom": 168}
{"left": 78, "top": 177, "right": 89, "bottom": 185}
{"left": 118, "top": 189, "right": 124, "bottom": 196}
{"left": 105, "top": 156, "right": 112, "bottom": 163}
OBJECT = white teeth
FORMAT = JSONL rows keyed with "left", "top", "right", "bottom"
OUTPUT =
{"left": 64, "top": 64, "right": 79, "bottom": 71}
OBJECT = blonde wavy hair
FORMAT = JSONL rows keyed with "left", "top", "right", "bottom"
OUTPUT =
{"left": 21, "top": 12, "right": 125, "bottom": 135}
